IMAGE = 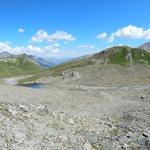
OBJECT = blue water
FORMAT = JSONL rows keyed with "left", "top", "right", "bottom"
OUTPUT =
{"left": 21, "top": 83, "right": 43, "bottom": 89}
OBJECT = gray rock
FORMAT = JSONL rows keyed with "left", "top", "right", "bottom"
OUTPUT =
{"left": 58, "top": 135, "right": 68, "bottom": 143}
{"left": 7, "top": 105, "right": 17, "bottom": 116}
{"left": 142, "top": 132, "right": 149, "bottom": 138}
{"left": 83, "top": 143, "right": 93, "bottom": 150}
{"left": 69, "top": 118, "right": 75, "bottom": 124}
{"left": 140, "top": 96, "right": 146, "bottom": 100}
{"left": 37, "top": 104, "right": 49, "bottom": 115}
{"left": 19, "top": 105, "right": 29, "bottom": 112}
{"left": 85, "top": 133, "right": 97, "bottom": 144}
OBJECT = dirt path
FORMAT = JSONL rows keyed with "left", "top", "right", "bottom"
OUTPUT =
{"left": 2, "top": 75, "right": 33, "bottom": 85}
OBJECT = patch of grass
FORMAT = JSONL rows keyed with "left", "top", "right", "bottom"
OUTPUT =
{"left": 109, "top": 128, "right": 119, "bottom": 136}
{"left": 132, "top": 48, "right": 150, "bottom": 64}
{"left": 0, "top": 54, "right": 43, "bottom": 78}
{"left": 108, "top": 47, "right": 129, "bottom": 65}
{"left": 18, "top": 58, "right": 91, "bottom": 84}
{"left": 94, "top": 46, "right": 150, "bottom": 66}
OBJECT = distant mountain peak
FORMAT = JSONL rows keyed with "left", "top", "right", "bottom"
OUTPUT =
{"left": 139, "top": 42, "right": 150, "bottom": 52}
{"left": 0, "top": 51, "right": 13, "bottom": 58}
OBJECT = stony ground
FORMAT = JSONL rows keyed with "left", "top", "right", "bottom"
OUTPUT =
{"left": 0, "top": 67, "right": 150, "bottom": 149}
{"left": 0, "top": 100, "right": 149, "bottom": 150}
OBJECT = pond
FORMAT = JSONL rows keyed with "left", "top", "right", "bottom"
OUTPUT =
{"left": 20, "top": 83, "right": 44, "bottom": 89}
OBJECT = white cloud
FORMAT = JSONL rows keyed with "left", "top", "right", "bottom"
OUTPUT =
{"left": 0, "top": 42, "right": 11, "bottom": 51}
{"left": 78, "top": 44, "right": 95, "bottom": 49}
{"left": 0, "top": 42, "right": 23, "bottom": 54}
{"left": 31, "top": 30, "right": 49, "bottom": 42}
{"left": 18, "top": 28, "right": 25, "bottom": 33}
{"left": 53, "top": 43, "right": 60, "bottom": 47}
{"left": 108, "top": 25, "right": 150, "bottom": 42}
{"left": 31, "top": 29, "right": 75, "bottom": 43}
{"left": 27, "top": 45, "right": 42, "bottom": 53}
{"left": 96, "top": 32, "right": 107, "bottom": 40}
{"left": 44, "top": 45, "right": 61, "bottom": 57}
{"left": 47, "top": 49, "right": 61, "bottom": 57}
{"left": 48, "top": 31, "right": 75, "bottom": 42}
{"left": 0, "top": 41, "right": 62, "bottom": 57}
{"left": 107, "top": 36, "right": 115, "bottom": 42}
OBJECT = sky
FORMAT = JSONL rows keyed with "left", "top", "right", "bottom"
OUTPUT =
{"left": 0, "top": 0, "right": 150, "bottom": 58}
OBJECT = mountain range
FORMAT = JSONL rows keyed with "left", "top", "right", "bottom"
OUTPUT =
{"left": 139, "top": 42, "right": 150, "bottom": 52}
{"left": 0, "top": 51, "right": 14, "bottom": 58}
{"left": 0, "top": 52, "right": 70, "bottom": 69}
{"left": 0, "top": 53, "right": 44, "bottom": 77}
{"left": 1, "top": 42, "right": 150, "bottom": 78}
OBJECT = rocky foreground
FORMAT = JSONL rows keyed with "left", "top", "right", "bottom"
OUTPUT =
{"left": 0, "top": 101, "right": 149, "bottom": 150}
{"left": 0, "top": 72, "right": 150, "bottom": 150}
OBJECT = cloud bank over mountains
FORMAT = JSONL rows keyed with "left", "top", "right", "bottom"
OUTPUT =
{"left": 0, "top": 42, "right": 61, "bottom": 58}
{"left": 0, "top": 25, "right": 150, "bottom": 58}
{"left": 0, "top": 29, "right": 76, "bottom": 58}
{"left": 97, "top": 25, "right": 150, "bottom": 42}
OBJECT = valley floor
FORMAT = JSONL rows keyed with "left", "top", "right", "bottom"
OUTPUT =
{"left": 0, "top": 72, "right": 150, "bottom": 149}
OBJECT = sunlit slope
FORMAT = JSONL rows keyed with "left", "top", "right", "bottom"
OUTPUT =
{"left": 18, "top": 46, "right": 150, "bottom": 83}
{"left": 0, "top": 54, "right": 43, "bottom": 77}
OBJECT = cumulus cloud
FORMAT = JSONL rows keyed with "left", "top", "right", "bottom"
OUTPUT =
{"left": 0, "top": 42, "right": 23, "bottom": 54}
{"left": 112, "top": 25, "right": 148, "bottom": 39}
{"left": 26, "top": 45, "right": 42, "bottom": 53}
{"left": 78, "top": 44, "right": 95, "bottom": 49}
{"left": 96, "top": 32, "right": 107, "bottom": 40}
{"left": 31, "top": 29, "right": 75, "bottom": 43}
{"left": 0, "top": 42, "right": 11, "bottom": 51}
{"left": 48, "top": 31, "right": 75, "bottom": 42}
{"left": 18, "top": 28, "right": 25, "bottom": 33}
{"left": 103, "top": 25, "right": 150, "bottom": 42}
{"left": 46, "top": 49, "right": 61, "bottom": 57}
{"left": 31, "top": 30, "right": 48, "bottom": 42}
{"left": 43, "top": 45, "right": 61, "bottom": 57}
{"left": 0, "top": 41, "right": 61, "bottom": 57}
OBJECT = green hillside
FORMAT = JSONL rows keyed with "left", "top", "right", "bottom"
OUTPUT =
{"left": 18, "top": 58, "right": 91, "bottom": 83}
{"left": 93, "top": 46, "right": 150, "bottom": 65}
{"left": 18, "top": 46, "right": 150, "bottom": 84}
{"left": 0, "top": 54, "right": 43, "bottom": 77}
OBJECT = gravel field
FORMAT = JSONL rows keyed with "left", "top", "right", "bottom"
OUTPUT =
{"left": 0, "top": 72, "right": 150, "bottom": 149}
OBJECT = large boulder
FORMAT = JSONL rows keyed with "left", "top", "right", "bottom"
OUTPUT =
{"left": 62, "top": 72, "right": 81, "bottom": 80}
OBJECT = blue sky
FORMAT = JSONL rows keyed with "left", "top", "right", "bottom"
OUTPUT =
{"left": 0, "top": 0, "right": 150, "bottom": 58}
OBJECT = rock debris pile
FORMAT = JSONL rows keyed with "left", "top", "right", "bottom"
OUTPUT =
{"left": 0, "top": 102, "right": 149, "bottom": 150}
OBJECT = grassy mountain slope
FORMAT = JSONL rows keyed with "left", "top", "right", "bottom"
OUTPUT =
{"left": 93, "top": 46, "right": 150, "bottom": 65}
{"left": 18, "top": 46, "right": 150, "bottom": 84}
{"left": 0, "top": 54, "right": 43, "bottom": 77}
{"left": 18, "top": 58, "right": 91, "bottom": 83}
{"left": 139, "top": 42, "right": 150, "bottom": 52}
{"left": 49, "top": 46, "right": 150, "bottom": 72}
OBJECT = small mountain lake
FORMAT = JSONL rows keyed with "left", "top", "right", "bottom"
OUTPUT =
{"left": 19, "top": 83, "right": 44, "bottom": 89}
